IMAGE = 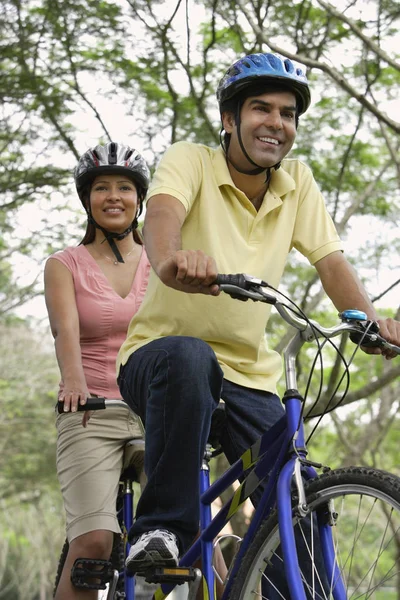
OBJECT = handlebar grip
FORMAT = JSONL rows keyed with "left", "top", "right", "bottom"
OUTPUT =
{"left": 57, "top": 397, "right": 106, "bottom": 414}
{"left": 215, "top": 274, "right": 248, "bottom": 287}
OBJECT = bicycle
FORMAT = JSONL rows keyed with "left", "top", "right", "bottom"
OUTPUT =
{"left": 56, "top": 273, "right": 400, "bottom": 599}
{"left": 53, "top": 429, "right": 153, "bottom": 599}
{"left": 53, "top": 401, "right": 227, "bottom": 600}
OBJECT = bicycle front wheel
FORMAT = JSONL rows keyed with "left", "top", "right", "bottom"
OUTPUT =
{"left": 228, "top": 467, "right": 400, "bottom": 599}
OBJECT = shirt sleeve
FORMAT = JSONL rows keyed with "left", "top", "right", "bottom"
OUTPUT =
{"left": 291, "top": 164, "right": 343, "bottom": 265}
{"left": 47, "top": 247, "right": 76, "bottom": 274}
{"left": 147, "top": 142, "right": 203, "bottom": 213}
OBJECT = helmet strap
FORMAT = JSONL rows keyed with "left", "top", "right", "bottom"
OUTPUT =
{"left": 87, "top": 212, "right": 134, "bottom": 264}
{"left": 223, "top": 104, "right": 280, "bottom": 179}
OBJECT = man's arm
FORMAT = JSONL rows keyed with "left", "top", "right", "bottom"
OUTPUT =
{"left": 315, "top": 251, "right": 400, "bottom": 359}
{"left": 144, "top": 194, "right": 220, "bottom": 295}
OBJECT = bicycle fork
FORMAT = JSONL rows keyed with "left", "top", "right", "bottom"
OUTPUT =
{"left": 278, "top": 396, "right": 347, "bottom": 600}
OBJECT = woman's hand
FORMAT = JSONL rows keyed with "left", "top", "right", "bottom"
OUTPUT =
{"left": 59, "top": 385, "right": 92, "bottom": 427}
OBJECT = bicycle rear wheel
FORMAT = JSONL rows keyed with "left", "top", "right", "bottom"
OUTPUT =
{"left": 228, "top": 467, "right": 400, "bottom": 599}
{"left": 53, "top": 539, "right": 69, "bottom": 597}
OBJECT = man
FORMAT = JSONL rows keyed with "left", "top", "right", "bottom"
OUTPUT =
{"left": 117, "top": 53, "right": 400, "bottom": 578}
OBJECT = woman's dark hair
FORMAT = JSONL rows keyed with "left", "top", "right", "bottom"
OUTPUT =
{"left": 79, "top": 181, "right": 146, "bottom": 246}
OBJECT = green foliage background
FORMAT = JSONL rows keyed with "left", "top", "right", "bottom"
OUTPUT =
{"left": 0, "top": 0, "right": 399, "bottom": 596}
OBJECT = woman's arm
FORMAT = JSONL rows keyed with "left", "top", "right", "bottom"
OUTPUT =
{"left": 44, "top": 258, "right": 90, "bottom": 412}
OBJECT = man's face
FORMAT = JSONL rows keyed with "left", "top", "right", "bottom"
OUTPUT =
{"left": 223, "top": 90, "right": 298, "bottom": 169}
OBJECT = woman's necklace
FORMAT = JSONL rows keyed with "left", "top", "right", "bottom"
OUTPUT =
{"left": 100, "top": 247, "right": 136, "bottom": 266}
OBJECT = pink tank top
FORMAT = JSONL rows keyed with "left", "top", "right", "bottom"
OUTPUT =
{"left": 50, "top": 244, "right": 150, "bottom": 399}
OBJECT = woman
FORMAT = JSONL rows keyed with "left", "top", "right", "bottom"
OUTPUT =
{"left": 45, "top": 142, "right": 151, "bottom": 600}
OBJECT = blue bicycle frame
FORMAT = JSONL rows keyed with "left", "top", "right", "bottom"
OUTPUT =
{"left": 120, "top": 479, "right": 135, "bottom": 599}
{"left": 119, "top": 273, "right": 399, "bottom": 600}
{"left": 151, "top": 391, "right": 346, "bottom": 600}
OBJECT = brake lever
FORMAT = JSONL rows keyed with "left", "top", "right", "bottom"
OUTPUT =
{"left": 218, "top": 284, "right": 277, "bottom": 304}
{"left": 349, "top": 320, "right": 381, "bottom": 348}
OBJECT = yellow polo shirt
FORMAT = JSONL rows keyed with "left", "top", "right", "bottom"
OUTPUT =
{"left": 117, "top": 142, "right": 343, "bottom": 392}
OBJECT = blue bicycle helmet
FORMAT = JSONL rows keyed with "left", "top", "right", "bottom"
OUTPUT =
{"left": 217, "top": 53, "right": 311, "bottom": 116}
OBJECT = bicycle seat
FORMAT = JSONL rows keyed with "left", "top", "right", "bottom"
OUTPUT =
{"left": 208, "top": 403, "right": 226, "bottom": 450}
{"left": 121, "top": 438, "right": 145, "bottom": 483}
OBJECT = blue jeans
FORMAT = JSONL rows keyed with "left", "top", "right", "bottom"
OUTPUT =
{"left": 118, "top": 336, "right": 284, "bottom": 551}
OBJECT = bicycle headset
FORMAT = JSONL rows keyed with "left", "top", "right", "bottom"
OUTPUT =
{"left": 216, "top": 53, "right": 311, "bottom": 178}
{"left": 74, "top": 142, "right": 150, "bottom": 263}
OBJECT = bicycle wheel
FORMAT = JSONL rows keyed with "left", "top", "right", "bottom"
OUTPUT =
{"left": 109, "top": 536, "right": 126, "bottom": 599}
{"left": 53, "top": 539, "right": 69, "bottom": 597}
{"left": 228, "top": 467, "right": 400, "bottom": 599}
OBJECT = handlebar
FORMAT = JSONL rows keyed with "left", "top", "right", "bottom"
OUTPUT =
{"left": 57, "top": 398, "right": 127, "bottom": 414}
{"left": 215, "top": 273, "right": 400, "bottom": 355}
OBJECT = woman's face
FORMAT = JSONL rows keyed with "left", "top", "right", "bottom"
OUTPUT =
{"left": 89, "top": 173, "right": 138, "bottom": 233}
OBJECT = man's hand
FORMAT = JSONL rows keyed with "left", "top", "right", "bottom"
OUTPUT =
{"left": 362, "top": 317, "right": 400, "bottom": 360}
{"left": 157, "top": 250, "right": 220, "bottom": 296}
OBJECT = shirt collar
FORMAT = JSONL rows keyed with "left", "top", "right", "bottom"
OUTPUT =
{"left": 213, "top": 146, "right": 236, "bottom": 187}
{"left": 213, "top": 146, "right": 296, "bottom": 199}
{"left": 270, "top": 162, "right": 296, "bottom": 198}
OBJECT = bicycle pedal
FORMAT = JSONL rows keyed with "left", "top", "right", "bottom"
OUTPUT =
{"left": 144, "top": 566, "right": 199, "bottom": 585}
{"left": 71, "top": 558, "right": 115, "bottom": 590}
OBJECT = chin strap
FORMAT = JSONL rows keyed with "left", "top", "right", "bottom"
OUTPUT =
{"left": 222, "top": 105, "right": 280, "bottom": 181}
{"left": 88, "top": 214, "right": 133, "bottom": 263}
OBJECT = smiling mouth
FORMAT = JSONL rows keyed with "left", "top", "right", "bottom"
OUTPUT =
{"left": 104, "top": 208, "right": 124, "bottom": 213}
{"left": 257, "top": 136, "right": 280, "bottom": 145}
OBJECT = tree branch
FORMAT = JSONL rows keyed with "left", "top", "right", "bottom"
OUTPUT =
{"left": 316, "top": 0, "right": 400, "bottom": 72}
{"left": 235, "top": 0, "right": 400, "bottom": 134}
{"left": 319, "top": 364, "right": 400, "bottom": 411}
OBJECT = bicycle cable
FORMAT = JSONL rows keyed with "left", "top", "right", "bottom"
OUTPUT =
{"left": 261, "top": 283, "right": 357, "bottom": 442}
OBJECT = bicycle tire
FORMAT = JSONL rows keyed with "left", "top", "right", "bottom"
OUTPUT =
{"left": 53, "top": 539, "right": 69, "bottom": 597}
{"left": 110, "top": 536, "right": 126, "bottom": 598}
{"left": 227, "top": 466, "right": 400, "bottom": 599}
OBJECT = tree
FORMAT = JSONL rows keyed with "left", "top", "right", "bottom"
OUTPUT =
{"left": 0, "top": 320, "right": 65, "bottom": 598}
{"left": 1, "top": 0, "right": 130, "bottom": 312}
{"left": 1, "top": 1, "right": 399, "bottom": 594}
{"left": 0, "top": 321, "right": 59, "bottom": 500}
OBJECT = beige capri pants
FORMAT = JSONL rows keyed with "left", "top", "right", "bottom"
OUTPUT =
{"left": 56, "top": 404, "right": 145, "bottom": 543}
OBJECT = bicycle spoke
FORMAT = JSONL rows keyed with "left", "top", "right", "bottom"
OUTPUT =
{"left": 260, "top": 553, "right": 288, "bottom": 599}
{"left": 332, "top": 495, "right": 400, "bottom": 599}
{"left": 229, "top": 471, "right": 400, "bottom": 600}
{"left": 297, "top": 520, "right": 329, "bottom": 600}
{"left": 259, "top": 567, "right": 287, "bottom": 599}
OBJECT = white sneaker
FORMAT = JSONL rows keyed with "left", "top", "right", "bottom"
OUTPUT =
{"left": 126, "top": 529, "right": 179, "bottom": 574}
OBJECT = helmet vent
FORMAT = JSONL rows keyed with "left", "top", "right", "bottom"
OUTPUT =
{"left": 91, "top": 150, "right": 100, "bottom": 166}
{"left": 284, "top": 59, "right": 294, "bottom": 73}
{"left": 124, "top": 149, "right": 134, "bottom": 160}
{"left": 108, "top": 142, "right": 118, "bottom": 165}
